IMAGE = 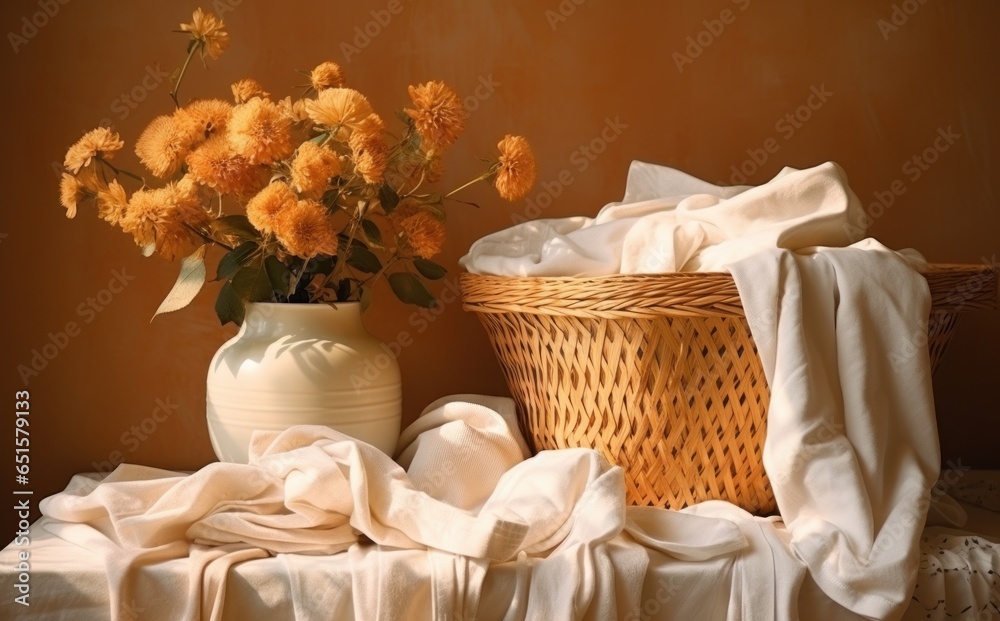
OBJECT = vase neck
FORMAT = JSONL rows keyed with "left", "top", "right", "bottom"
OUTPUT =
{"left": 241, "top": 303, "right": 366, "bottom": 338}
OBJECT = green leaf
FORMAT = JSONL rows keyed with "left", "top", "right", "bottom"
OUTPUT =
{"left": 413, "top": 258, "right": 447, "bottom": 280}
{"left": 216, "top": 241, "right": 258, "bottom": 281}
{"left": 211, "top": 215, "right": 261, "bottom": 242}
{"left": 309, "top": 131, "right": 330, "bottom": 145}
{"left": 152, "top": 246, "right": 207, "bottom": 319}
{"left": 215, "top": 281, "right": 244, "bottom": 326}
{"left": 307, "top": 255, "right": 335, "bottom": 276}
{"left": 347, "top": 247, "right": 382, "bottom": 274}
{"left": 361, "top": 218, "right": 383, "bottom": 246}
{"left": 378, "top": 184, "right": 400, "bottom": 214}
{"left": 388, "top": 272, "right": 436, "bottom": 308}
{"left": 231, "top": 262, "right": 274, "bottom": 303}
{"left": 264, "top": 256, "right": 291, "bottom": 297}
{"left": 336, "top": 278, "right": 351, "bottom": 301}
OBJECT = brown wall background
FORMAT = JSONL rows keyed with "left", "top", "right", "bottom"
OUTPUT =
{"left": 2, "top": 0, "right": 997, "bottom": 537}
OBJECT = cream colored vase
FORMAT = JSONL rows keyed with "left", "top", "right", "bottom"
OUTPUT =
{"left": 206, "top": 302, "right": 401, "bottom": 462}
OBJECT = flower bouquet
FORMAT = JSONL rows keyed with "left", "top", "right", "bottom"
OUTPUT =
{"left": 59, "top": 7, "right": 537, "bottom": 326}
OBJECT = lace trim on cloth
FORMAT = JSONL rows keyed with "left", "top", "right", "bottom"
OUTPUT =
{"left": 911, "top": 531, "right": 1000, "bottom": 619}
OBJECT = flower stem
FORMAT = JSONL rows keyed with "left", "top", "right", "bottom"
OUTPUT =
{"left": 444, "top": 167, "right": 496, "bottom": 198}
{"left": 98, "top": 157, "right": 145, "bottom": 185}
{"left": 184, "top": 223, "right": 234, "bottom": 251}
{"left": 170, "top": 44, "right": 199, "bottom": 108}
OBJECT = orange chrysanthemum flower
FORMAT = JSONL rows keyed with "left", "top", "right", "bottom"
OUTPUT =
{"left": 121, "top": 179, "right": 211, "bottom": 260}
{"left": 175, "top": 99, "right": 232, "bottom": 145}
{"left": 310, "top": 61, "right": 345, "bottom": 92}
{"left": 63, "top": 127, "right": 125, "bottom": 174}
{"left": 231, "top": 78, "right": 270, "bottom": 104}
{"left": 186, "top": 134, "right": 267, "bottom": 197}
{"left": 180, "top": 7, "right": 230, "bottom": 60}
{"left": 96, "top": 179, "right": 129, "bottom": 226}
{"left": 349, "top": 131, "right": 389, "bottom": 185}
{"left": 245, "top": 180, "right": 297, "bottom": 235}
{"left": 305, "top": 88, "right": 374, "bottom": 139}
{"left": 391, "top": 201, "right": 446, "bottom": 259}
{"left": 290, "top": 142, "right": 342, "bottom": 199}
{"left": 59, "top": 170, "right": 99, "bottom": 219}
{"left": 229, "top": 98, "right": 295, "bottom": 165}
{"left": 494, "top": 134, "right": 537, "bottom": 201}
{"left": 272, "top": 199, "right": 338, "bottom": 258}
{"left": 405, "top": 81, "right": 467, "bottom": 149}
{"left": 135, "top": 115, "right": 189, "bottom": 178}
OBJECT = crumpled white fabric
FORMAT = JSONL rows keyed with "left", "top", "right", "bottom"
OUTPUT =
{"left": 460, "top": 160, "right": 868, "bottom": 275}
{"left": 39, "top": 395, "right": 756, "bottom": 621}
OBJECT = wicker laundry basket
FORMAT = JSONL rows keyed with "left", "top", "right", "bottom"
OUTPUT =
{"left": 460, "top": 264, "right": 998, "bottom": 514}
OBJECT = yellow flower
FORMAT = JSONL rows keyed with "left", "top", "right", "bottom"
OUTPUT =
{"left": 180, "top": 7, "right": 229, "bottom": 60}
{"left": 405, "top": 81, "right": 467, "bottom": 149}
{"left": 96, "top": 179, "right": 129, "bottom": 226}
{"left": 305, "top": 88, "right": 374, "bottom": 139}
{"left": 135, "top": 115, "right": 189, "bottom": 178}
{"left": 186, "top": 134, "right": 267, "bottom": 197}
{"left": 290, "top": 142, "right": 342, "bottom": 199}
{"left": 246, "top": 180, "right": 297, "bottom": 235}
{"left": 278, "top": 96, "right": 312, "bottom": 124}
{"left": 494, "top": 134, "right": 537, "bottom": 201}
{"left": 229, "top": 98, "right": 295, "bottom": 165}
{"left": 231, "top": 78, "right": 270, "bottom": 104}
{"left": 64, "top": 127, "right": 124, "bottom": 174}
{"left": 349, "top": 131, "right": 389, "bottom": 185}
{"left": 175, "top": 99, "right": 232, "bottom": 145}
{"left": 391, "top": 201, "right": 445, "bottom": 259}
{"left": 273, "top": 199, "right": 338, "bottom": 258}
{"left": 310, "top": 61, "right": 345, "bottom": 92}
{"left": 59, "top": 171, "right": 98, "bottom": 218}
{"left": 121, "top": 180, "right": 210, "bottom": 260}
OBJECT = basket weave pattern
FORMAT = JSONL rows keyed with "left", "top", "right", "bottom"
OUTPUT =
{"left": 461, "top": 265, "right": 998, "bottom": 513}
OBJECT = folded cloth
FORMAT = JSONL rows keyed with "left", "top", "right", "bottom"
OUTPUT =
{"left": 460, "top": 160, "right": 869, "bottom": 275}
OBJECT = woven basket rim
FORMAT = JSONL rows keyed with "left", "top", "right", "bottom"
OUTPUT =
{"left": 460, "top": 263, "right": 998, "bottom": 318}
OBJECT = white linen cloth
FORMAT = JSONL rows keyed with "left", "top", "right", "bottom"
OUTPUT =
{"left": 461, "top": 160, "right": 946, "bottom": 620}
{"left": 460, "top": 160, "right": 870, "bottom": 276}
{"left": 39, "top": 395, "right": 762, "bottom": 621}
{"left": 729, "top": 243, "right": 940, "bottom": 620}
